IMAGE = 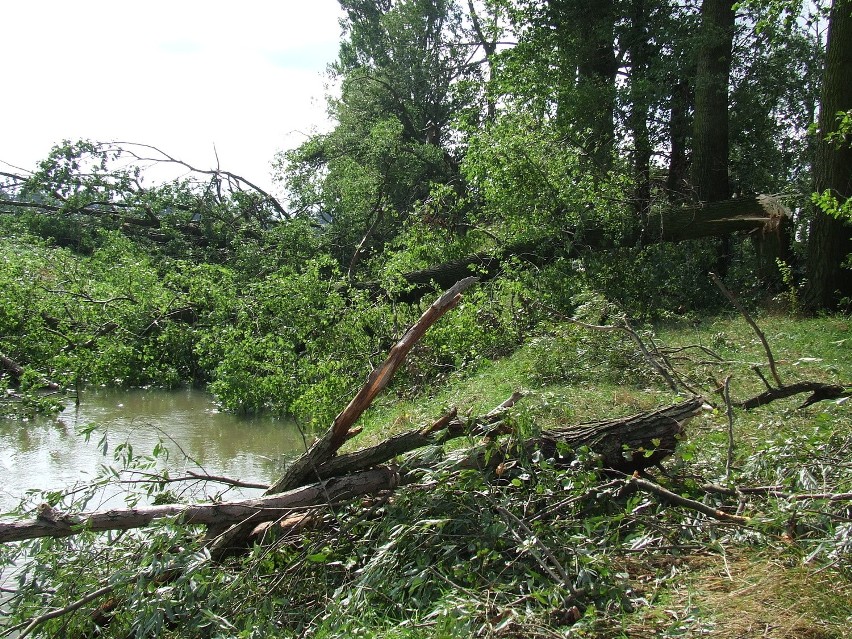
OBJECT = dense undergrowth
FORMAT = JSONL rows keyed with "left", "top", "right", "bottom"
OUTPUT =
{"left": 2, "top": 311, "right": 849, "bottom": 638}
{"left": 2, "top": 0, "right": 850, "bottom": 628}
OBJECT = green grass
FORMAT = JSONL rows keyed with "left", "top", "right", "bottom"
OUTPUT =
{"left": 331, "top": 313, "right": 851, "bottom": 637}
{"left": 6, "top": 313, "right": 848, "bottom": 638}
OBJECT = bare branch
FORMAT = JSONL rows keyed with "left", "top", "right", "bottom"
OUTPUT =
{"left": 629, "top": 476, "right": 751, "bottom": 525}
{"left": 710, "top": 272, "right": 783, "bottom": 388}
{"left": 722, "top": 375, "right": 735, "bottom": 481}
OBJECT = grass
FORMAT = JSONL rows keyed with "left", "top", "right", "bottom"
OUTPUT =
{"left": 6, "top": 312, "right": 848, "bottom": 638}
{"left": 333, "top": 312, "right": 851, "bottom": 637}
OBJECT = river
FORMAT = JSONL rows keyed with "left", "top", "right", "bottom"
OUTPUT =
{"left": 0, "top": 388, "right": 307, "bottom": 515}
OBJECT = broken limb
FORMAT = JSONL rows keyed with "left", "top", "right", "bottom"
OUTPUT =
{"left": 0, "top": 467, "right": 399, "bottom": 544}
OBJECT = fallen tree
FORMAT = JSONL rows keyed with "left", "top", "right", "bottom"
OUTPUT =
{"left": 3, "top": 276, "right": 842, "bottom": 549}
{"left": 0, "top": 279, "right": 707, "bottom": 548}
{"left": 0, "top": 396, "right": 706, "bottom": 545}
{"left": 360, "top": 195, "right": 791, "bottom": 302}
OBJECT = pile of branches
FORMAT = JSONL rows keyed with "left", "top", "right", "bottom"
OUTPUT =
{"left": 0, "top": 278, "right": 848, "bottom": 637}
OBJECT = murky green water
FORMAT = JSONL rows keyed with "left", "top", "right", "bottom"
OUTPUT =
{"left": 0, "top": 388, "right": 306, "bottom": 513}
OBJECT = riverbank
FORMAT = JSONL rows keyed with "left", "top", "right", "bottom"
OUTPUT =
{"left": 1, "top": 313, "right": 849, "bottom": 638}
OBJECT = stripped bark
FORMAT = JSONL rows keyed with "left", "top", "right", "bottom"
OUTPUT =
{"left": 0, "top": 467, "right": 399, "bottom": 545}
{"left": 266, "top": 276, "right": 478, "bottom": 496}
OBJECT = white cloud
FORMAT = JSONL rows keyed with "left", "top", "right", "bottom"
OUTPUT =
{"left": 0, "top": 1, "right": 343, "bottom": 194}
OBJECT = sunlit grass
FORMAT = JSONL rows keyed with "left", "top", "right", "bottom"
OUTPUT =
{"left": 337, "top": 313, "right": 851, "bottom": 637}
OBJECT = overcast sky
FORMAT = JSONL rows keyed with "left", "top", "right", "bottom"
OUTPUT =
{"left": 0, "top": 1, "right": 343, "bottom": 195}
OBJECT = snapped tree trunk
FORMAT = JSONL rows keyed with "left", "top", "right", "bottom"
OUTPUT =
{"left": 451, "top": 397, "right": 707, "bottom": 476}
{"left": 362, "top": 195, "right": 791, "bottom": 302}
{"left": 803, "top": 0, "right": 852, "bottom": 311}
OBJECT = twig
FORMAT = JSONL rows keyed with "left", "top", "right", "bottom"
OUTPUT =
{"left": 492, "top": 504, "right": 581, "bottom": 597}
{"left": 10, "top": 582, "right": 117, "bottom": 638}
{"left": 114, "top": 470, "right": 268, "bottom": 490}
{"left": 544, "top": 304, "right": 682, "bottom": 393}
{"left": 722, "top": 375, "right": 735, "bottom": 481}
{"left": 710, "top": 272, "right": 783, "bottom": 388}
{"left": 629, "top": 476, "right": 750, "bottom": 525}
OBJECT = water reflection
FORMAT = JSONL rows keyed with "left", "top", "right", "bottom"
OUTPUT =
{"left": 0, "top": 388, "right": 306, "bottom": 514}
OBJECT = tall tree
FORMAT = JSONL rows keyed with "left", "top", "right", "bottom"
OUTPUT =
{"left": 550, "top": 0, "right": 618, "bottom": 170}
{"left": 691, "top": 0, "right": 736, "bottom": 202}
{"left": 691, "top": 0, "right": 736, "bottom": 278}
{"left": 283, "top": 0, "right": 480, "bottom": 269}
{"left": 803, "top": 0, "right": 852, "bottom": 310}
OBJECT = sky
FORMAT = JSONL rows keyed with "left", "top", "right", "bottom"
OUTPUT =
{"left": 0, "top": 1, "right": 344, "bottom": 196}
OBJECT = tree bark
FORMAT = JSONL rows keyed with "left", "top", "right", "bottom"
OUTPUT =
{"left": 518, "top": 397, "right": 705, "bottom": 474}
{"left": 0, "top": 467, "right": 399, "bottom": 544}
{"left": 667, "top": 79, "right": 692, "bottom": 201}
{"left": 361, "top": 195, "right": 791, "bottom": 302}
{"left": 628, "top": 0, "right": 653, "bottom": 227}
{"left": 803, "top": 0, "right": 852, "bottom": 311}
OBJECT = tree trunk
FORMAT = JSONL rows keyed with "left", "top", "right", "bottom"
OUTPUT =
{"left": 360, "top": 195, "right": 791, "bottom": 302}
{"left": 803, "top": 0, "right": 852, "bottom": 311}
{"left": 550, "top": 0, "right": 617, "bottom": 171}
{"left": 691, "top": 0, "right": 735, "bottom": 202}
{"left": 692, "top": 0, "right": 736, "bottom": 279}
{"left": 0, "top": 467, "right": 400, "bottom": 544}
{"left": 629, "top": 0, "right": 653, "bottom": 229}
{"left": 667, "top": 79, "right": 692, "bottom": 201}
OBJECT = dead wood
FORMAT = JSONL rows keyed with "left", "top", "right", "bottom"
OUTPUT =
{"left": 738, "top": 381, "right": 849, "bottom": 410}
{"left": 0, "top": 467, "right": 399, "bottom": 545}
{"left": 314, "top": 391, "right": 525, "bottom": 481}
{"left": 446, "top": 397, "right": 707, "bottom": 476}
{"left": 629, "top": 476, "right": 750, "bottom": 525}
{"left": 207, "top": 278, "right": 478, "bottom": 557}
{"left": 265, "top": 276, "right": 478, "bottom": 496}
{"left": 535, "top": 397, "right": 707, "bottom": 473}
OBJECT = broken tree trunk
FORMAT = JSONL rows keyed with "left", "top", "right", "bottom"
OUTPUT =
{"left": 536, "top": 397, "right": 706, "bottom": 472}
{"left": 0, "top": 396, "right": 705, "bottom": 545}
{"left": 312, "top": 392, "right": 524, "bottom": 481}
{"left": 449, "top": 397, "right": 707, "bottom": 476}
{"left": 359, "top": 195, "right": 790, "bottom": 302}
{"left": 0, "top": 467, "right": 399, "bottom": 544}
{"left": 266, "top": 276, "right": 478, "bottom": 496}
{"left": 208, "top": 277, "right": 479, "bottom": 557}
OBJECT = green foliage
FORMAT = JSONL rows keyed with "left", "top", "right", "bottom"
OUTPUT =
{"left": 461, "top": 109, "right": 632, "bottom": 249}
